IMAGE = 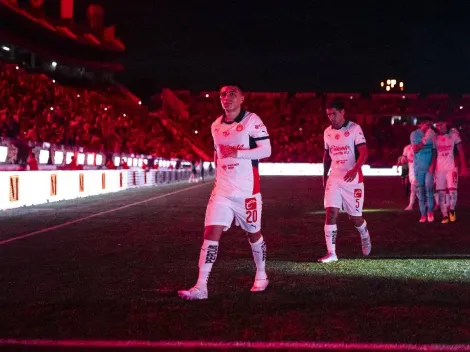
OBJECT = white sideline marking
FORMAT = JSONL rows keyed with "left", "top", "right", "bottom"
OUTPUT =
{"left": 0, "top": 183, "right": 208, "bottom": 246}
{"left": 0, "top": 339, "right": 470, "bottom": 350}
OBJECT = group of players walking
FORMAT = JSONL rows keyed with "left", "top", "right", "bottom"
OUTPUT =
{"left": 177, "top": 84, "right": 466, "bottom": 300}
{"left": 398, "top": 119, "right": 467, "bottom": 223}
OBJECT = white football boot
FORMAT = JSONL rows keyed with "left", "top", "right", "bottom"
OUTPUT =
{"left": 178, "top": 286, "right": 208, "bottom": 300}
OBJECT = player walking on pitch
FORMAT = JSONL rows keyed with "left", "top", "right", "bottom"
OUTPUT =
{"left": 410, "top": 119, "right": 436, "bottom": 223}
{"left": 319, "top": 99, "right": 372, "bottom": 263}
{"left": 178, "top": 85, "right": 271, "bottom": 300}
{"left": 434, "top": 121, "right": 468, "bottom": 223}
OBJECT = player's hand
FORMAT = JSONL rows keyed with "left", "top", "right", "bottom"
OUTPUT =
{"left": 423, "top": 129, "right": 435, "bottom": 144}
{"left": 344, "top": 167, "right": 358, "bottom": 182}
{"left": 219, "top": 145, "right": 237, "bottom": 159}
{"left": 460, "top": 167, "right": 469, "bottom": 177}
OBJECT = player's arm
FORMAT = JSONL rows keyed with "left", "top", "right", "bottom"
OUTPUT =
{"left": 411, "top": 131, "right": 424, "bottom": 153}
{"left": 456, "top": 143, "right": 468, "bottom": 176}
{"left": 412, "top": 129, "right": 434, "bottom": 153}
{"left": 344, "top": 144, "right": 367, "bottom": 182}
{"left": 323, "top": 149, "right": 332, "bottom": 188}
{"left": 429, "top": 147, "right": 437, "bottom": 173}
{"left": 354, "top": 144, "right": 368, "bottom": 170}
{"left": 214, "top": 150, "right": 218, "bottom": 168}
{"left": 344, "top": 126, "right": 367, "bottom": 182}
{"left": 236, "top": 138, "right": 271, "bottom": 159}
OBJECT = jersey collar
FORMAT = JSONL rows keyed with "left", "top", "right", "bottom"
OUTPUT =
{"left": 222, "top": 109, "right": 245, "bottom": 124}
{"left": 332, "top": 120, "right": 349, "bottom": 130}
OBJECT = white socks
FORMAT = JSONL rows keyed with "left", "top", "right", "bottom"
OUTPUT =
{"left": 324, "top": 224, "right": 337, "bottom": 255}
{"left": 355, "top": 220, "right": 370, "bottom": 239}
{"left": 439, "top": 191, "right": 448, "bottom": 217}
{"left": 449, "top": 190, "right": 457, "bottom": 211}
{"left": 250, "top": 236, "right": 267, "bottom": 280}
{"left": 196, "top": 239, "right": 219, "bottom": 288}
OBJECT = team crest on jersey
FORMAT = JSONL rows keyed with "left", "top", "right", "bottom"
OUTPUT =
{"left": 335, "top": 134, "right": 340, "bottom": 140}
{"left": 344, "top": 131, "right": 350, "bottom": 137}
{"left": 236, "top": 124, "right": 244, "bottom": 132}
{"left": 223, "top": 131, "right": 230, "bottom": 137}
{"left": 354, "top": 189, "right": 362, "bottom": 198}
{"left": 245, "top": 197, "right": 257, "bottom": 210}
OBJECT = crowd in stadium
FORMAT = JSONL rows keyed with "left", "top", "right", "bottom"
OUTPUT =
{"left": 2, "top": 60, "right": 470, "bottom": 167}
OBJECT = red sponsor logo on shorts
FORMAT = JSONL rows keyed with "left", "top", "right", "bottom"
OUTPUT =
{"left": 354, "top": 189, "right": 362, "bottom": 198}
{"left": 236, "top": 124, "right": 244, "bottom": 132}
{"left": 245, "top": 197, "right": 257, "bottom": 210}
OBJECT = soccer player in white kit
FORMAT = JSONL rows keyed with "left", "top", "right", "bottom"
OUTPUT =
{"left": 434, "top": 121, "right": 468, "bottom": 223}
{"left": 319, "top": 99, "right": 372, "bottom": 263}
{"left": 402, "top": 144, "right": 418, "bottom": 210}
{"left": 178, "top": 85, "right": 272, "bottom": 300}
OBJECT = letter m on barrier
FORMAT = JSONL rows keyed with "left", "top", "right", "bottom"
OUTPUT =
{"left": 79, "top": 173, "right": 84, "bottom": 192}
{"left": 9, "top": 175, "right": 19, "bottom": 202}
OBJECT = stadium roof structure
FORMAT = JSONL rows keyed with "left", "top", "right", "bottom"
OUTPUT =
{"left": 0, "top": 0, "right": 124, "bottom": 71}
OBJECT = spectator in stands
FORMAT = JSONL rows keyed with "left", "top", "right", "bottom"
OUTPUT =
{"left": 66, "top": 156, "right": 78, "bottom": 170}
{"left": 27, "top": 151, "right": 39, "bottom": 171}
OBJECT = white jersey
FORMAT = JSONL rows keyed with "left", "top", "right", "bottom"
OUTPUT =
{"left": 324, "top": 121, "right": 366, "bottom": 180}
{"left": 211, "top": 110, "right": 269, "bottom": 197}
{"left": 435, "top": 130, "right": 461, "bottom": 172}
{"left": 403, "top": 144, "right": 414, "bottom": 165}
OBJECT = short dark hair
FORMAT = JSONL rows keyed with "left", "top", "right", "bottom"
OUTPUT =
{"left": 220, "top": 84, "right": 244, "bottom": 94}
{"left": 327, "top": 99, "right": 345, "bottom": 111}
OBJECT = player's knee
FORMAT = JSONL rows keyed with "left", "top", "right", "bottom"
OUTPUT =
{"left": 204, "top": 225, "right": 224, "bottom": 241}
{"left": 349, "top": 215, "right": 364, "bottom": 227}
{"left": 246, "top": 231, "right": 262, "bottom": 243}
{"left": 325, "top": 208, "right": 338, "bottom": 225}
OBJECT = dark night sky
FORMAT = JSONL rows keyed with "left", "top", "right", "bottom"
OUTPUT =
{"left": 39, "top": 1, "right": 470, "bottom": 99}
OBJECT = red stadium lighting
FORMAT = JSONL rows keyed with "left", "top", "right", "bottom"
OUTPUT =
{"left": 194, "top": 130, "right": 199, "bottom": 134}
{"left": 77, "top": 94, "right": 80, "bottom": 98}
{"left": 50, "top": 107, "right": 54, "bottom": 111}
{"left": 123, "top": 114, "right": 127, "bottom": 117}
{"left": 52, "top": 79, "right": 56, "bottom": 83}
{"left": 138, "top": 101, "right": 142, "bottom": 105}
{"left": 402, "top": 96, "right": 405, "bottom": 99}
{"left": 15, "top": 66, "right": 18, "bottom": 70}
{"left": 104, "top": 107, "right": 107, "bottom": 111}
{"left": 386, "top": 86, "right": 390, "bottom": 91}
{"left": 205, "top": 94, "right": 209, "bottom": 98}
{"left": 349, "top": 96, "right": 353, "bottom": 99}
{"left": 460, "top": 106, "right": 463, "bottom": 110}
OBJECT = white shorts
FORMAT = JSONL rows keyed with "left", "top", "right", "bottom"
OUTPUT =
{"left": 408, "top": 164, "right": 416, "bottom": 185}
{"left": 435, "top": 169, "right": 458, "bottom": 191}
{"left": 324, "top": 176, "right": 364, "bottom": 216}
{"left": 205, "top": 193, "right": 262, "bottom": 233}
